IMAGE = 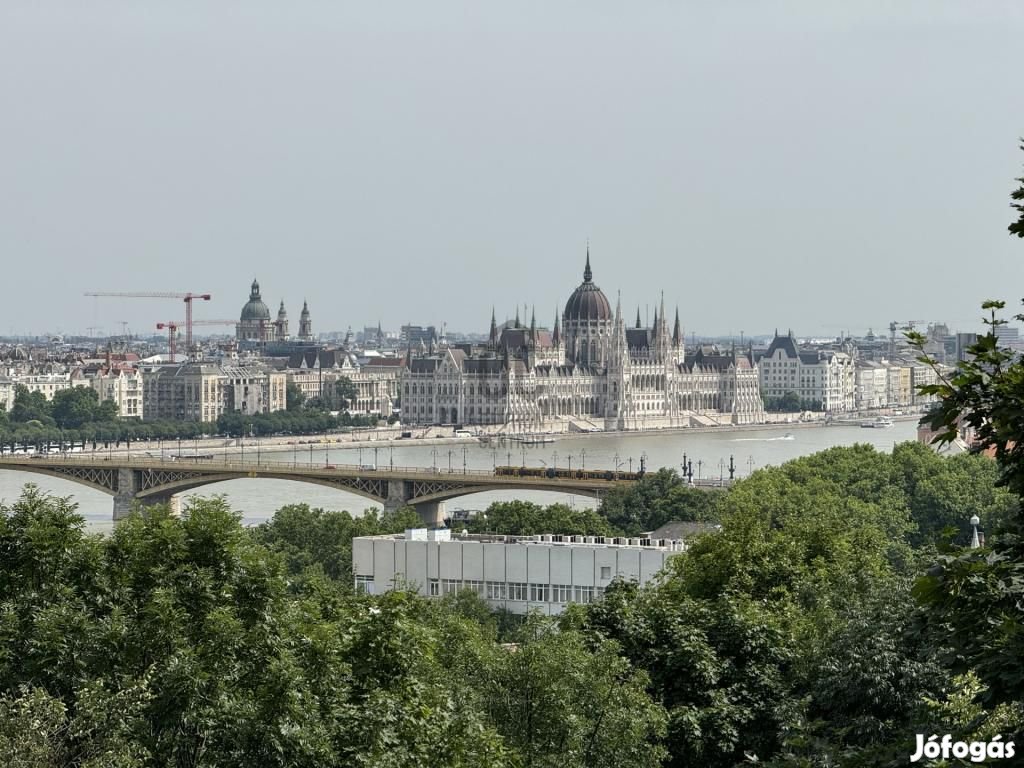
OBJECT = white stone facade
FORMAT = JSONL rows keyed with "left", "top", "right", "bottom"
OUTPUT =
{"left": 89, "top": 368, "right": 144, "bottom": 419}
{"left": 400, "top": 257, "right": 765, "bottom": 430}
{"left": 758, "top": 331, "right": 856, "bottom": 412}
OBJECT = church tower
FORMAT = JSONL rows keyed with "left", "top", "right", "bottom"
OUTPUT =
{"left": 298, "top": 300, "right": 312, "bottom": 341}
{"left": 275, "top": 301, "right": 289, "bottom": 341}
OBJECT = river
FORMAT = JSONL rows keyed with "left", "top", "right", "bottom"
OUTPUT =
{"left": 0, "top": 421, "right": 921, "bottom": 530}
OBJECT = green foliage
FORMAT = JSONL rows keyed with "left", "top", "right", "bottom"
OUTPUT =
{"left": 50, "top": 386, "right": 116, "bottom": 428}
{"left": 285, "top": 381, "right": 306, "bottom": 411}
{"left": 764, "top": 391, "right": 804, "bottom": 412}
{"left": 909, "top": 300, "right": 1024, "bottom": 708}
{"left": 465, "top": 500, "right": 618, "bottom": 537}
{"left": 1011, "top": 140, "right": 1024, "bottom": 238}
{"left": 335, "top": 376, "right": 358, "bottom": 410}
{"left": 9, "top": 385, "right": 54, "bottom": 425}
{"left": 253, "top": 503, "right": 421, "bottom": 586}
{"left": 0, "top": 486, "right": 679, "bottom": 766}
{"left": 598, "top": 468, "right": 721, "bottom": 536}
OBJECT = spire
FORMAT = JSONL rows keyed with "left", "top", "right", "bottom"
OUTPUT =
{"left": 636, "top": 308, "right": 642, "bottom": 329}
{"left": 673, "top": 307, "right": 682, "bottom": 346}
{"left": 659, "top": 291, "right": 666, "bottom": 330}
{"left": 489, "top": 307, "right": 498, "bottom": 345}
{"left": 514, "top": 306, "right": 520, "bottom": 328}
{"left": 529, "top": 305, "right": 536, "bottom": 344}
{"left": 652, "top": 307, "right": 658, "bottom": 330}
{"left": 552, "top": 306, "right": 561, "bottom": 346}
{"left": 300, "top": 300, "right": 309, "bottom": 316}
{"left": 583, "top": 244, "right": 593, "bottom": 283}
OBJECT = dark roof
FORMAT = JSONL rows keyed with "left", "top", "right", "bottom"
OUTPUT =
{"left": 626, "top": 328, "right": 651, "bottom": 349}
{"left": 463, "top": 358, "right": 506, "bottom": 374}
{"left": 365, "top": 357, "right": 403, "bottom": 367}
{"left": 563, "top": 252, "right": 612, "bottom": 322}
{"left": 764, "top": 332, "right": 799, "bottom": 359}
{"left": 408, "top": 358, "right": 440, "bottom": 373}
{"left": 287, "top": 348, "right": 350, "bottom": 369}
{"left": 499, "top": 328, "right": 553, "bottom": 350}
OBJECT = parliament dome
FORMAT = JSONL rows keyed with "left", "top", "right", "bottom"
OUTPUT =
{"left": 563, "top": 252, "right": 611, "bottom": 322}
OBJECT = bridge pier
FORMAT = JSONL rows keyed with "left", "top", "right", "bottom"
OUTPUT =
{"left": 112, "top": 469, "right": 182, "bottom": 521}
{"left": 383, "top": 479, "right": 409, "bottom": 513}
{"left": 113, "top": 468, "right": 138, "bottom": 521}
{"left": 415, "top": 501, "right": 446, "bottom": 528}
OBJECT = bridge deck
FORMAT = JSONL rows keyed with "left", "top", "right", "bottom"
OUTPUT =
{"left": 0, "top": 454, "right": 634, "bottom": 493}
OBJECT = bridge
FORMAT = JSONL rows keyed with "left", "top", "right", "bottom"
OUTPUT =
{"left": 0, "top": 455, "right": 642, "bottom": 525}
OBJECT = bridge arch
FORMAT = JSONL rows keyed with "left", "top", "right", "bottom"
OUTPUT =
{"left": 134, "top": 472, "right": 387, "bottom": 506}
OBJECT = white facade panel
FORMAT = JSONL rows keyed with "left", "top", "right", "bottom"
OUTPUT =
{"left": 527, "top": 545, "right": 550, "bottom": 583}
{"left": 506, "top": 546, "right": 528, "bottom": 582}
{"left": 439, "top": 542, "right": 463, "bottom": 579}
{"left": 373, "top": 540, "right": 396, "bottom": 585}
{"left": 571, "top": 548, "right": 596, "bottom": 586}
{"left": 550, "top": 547, "right": 572, "bottom": 584}
{"left": 462, "top": 542, "right": 484, "bottom": 581}
{"left": 617, "top": 549, "right": 641, "bottom": 582}
{"left": 405, "top": 542, "right": 428, "bottom": 593}
{"left": 595, "top": 548, "right": 618, "bottom": 587}
{"left": 483, "top": 543, "right": 506, "bottom": 581}
{"left": 640, "top": 550, "right": 666, "bottom": 582}
{"left": 353, "top": 539, "right": 374, "bottom": 577}
{"left": 426, "top": 541, "right": 439, "bottom": 580}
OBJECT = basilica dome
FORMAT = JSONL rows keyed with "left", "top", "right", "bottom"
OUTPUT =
{"left": 563, "top": 253, "right": 611, "bottom": 322}
{"left": 240, "top": 279, "right": 271, "bottom": 322}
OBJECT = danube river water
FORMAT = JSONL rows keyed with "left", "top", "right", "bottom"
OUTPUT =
{"left": 0, "top": 421, "right": 920, "bottom": 530}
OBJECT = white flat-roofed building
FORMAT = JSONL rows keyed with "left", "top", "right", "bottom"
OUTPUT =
{"left": 352, "top": 529, "right": 686, "bottom": 615}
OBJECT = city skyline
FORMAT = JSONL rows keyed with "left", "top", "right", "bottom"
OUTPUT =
{"left": 3, "top": 3, "right": 1023, "bottom": 336}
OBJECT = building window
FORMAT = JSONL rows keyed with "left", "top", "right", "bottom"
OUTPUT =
{"left": 486, "top": 581, "right": 507, "bottom": 600}
{"left": 441, "top": 578, "right": 461, "bottom": 595}
{"left": 464, "top": 579, "right": 484, "bottom": 597}
{"left": 355, "top": 575, "right": 374, "bottom": 594}
{"left": 507, "top": 582, "right": 528, "bottom": 601}
{"left": 429, "top": 579, "right": 440, "bottom": 597}
{"left": 600, "top": 566, "right": 612, "bottom": 580}
{"left": 551, "top": 584, "right": 572, "bottom": 603}
{"left": 529, "top": 583, "right": 550, "bottom": 603}
{"left": 573, "top": 585, "right": 595, "bottom": 604}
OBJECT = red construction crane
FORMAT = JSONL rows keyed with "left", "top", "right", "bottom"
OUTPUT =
{"left": 157, "top": 319, "right": 237, "bottom": 362}
{"left": 85, "top": 291, "right": 212, "bottom": 355}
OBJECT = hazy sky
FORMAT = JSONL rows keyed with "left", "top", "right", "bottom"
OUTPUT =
{"left": 2, "top": 1, "right": 1022, "bottom": 339}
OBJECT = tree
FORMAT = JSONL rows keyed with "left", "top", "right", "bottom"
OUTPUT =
{"left": 254, "top": 503, "right": 420, "bottom": 586}
{"left": 764, "top": 391, "right": 803, "bottom": 412}
{"left": 1011, "top": 140, "right": 1024, "bottom": 238}
{"left": 285, "top": 382, "right": 305, "bottom": 412}
{"left": 906, "top": 157, "right": 1024, "bottom": 709}
{"left": 465, "top": 500, "right": 618, "bottom": 537}
{"left": 51, "top": 387, "right": 108, "bottom": 429}
{"left": 9, "top": 385, "right": 53, "bottom": 425}
{"left": 335, "top": 376, "right": 358, "bottom": 410}
{"left": 598, "top": 468, "right": 721, "bottom": 536}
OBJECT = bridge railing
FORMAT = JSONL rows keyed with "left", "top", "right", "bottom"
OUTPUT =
{"left": 0, "top": 453, "right": 504, "bottom": 477}
{"left": 0, "top": 454, "right": 734, "bottom": 487}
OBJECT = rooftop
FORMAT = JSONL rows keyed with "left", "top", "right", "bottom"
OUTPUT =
{"left": 360, "top": 529, "right": 687, "bottom": 551}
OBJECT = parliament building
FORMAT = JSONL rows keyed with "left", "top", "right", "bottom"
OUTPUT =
{"left": 400, "top": 253, "right": 765, "bottom": 431}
